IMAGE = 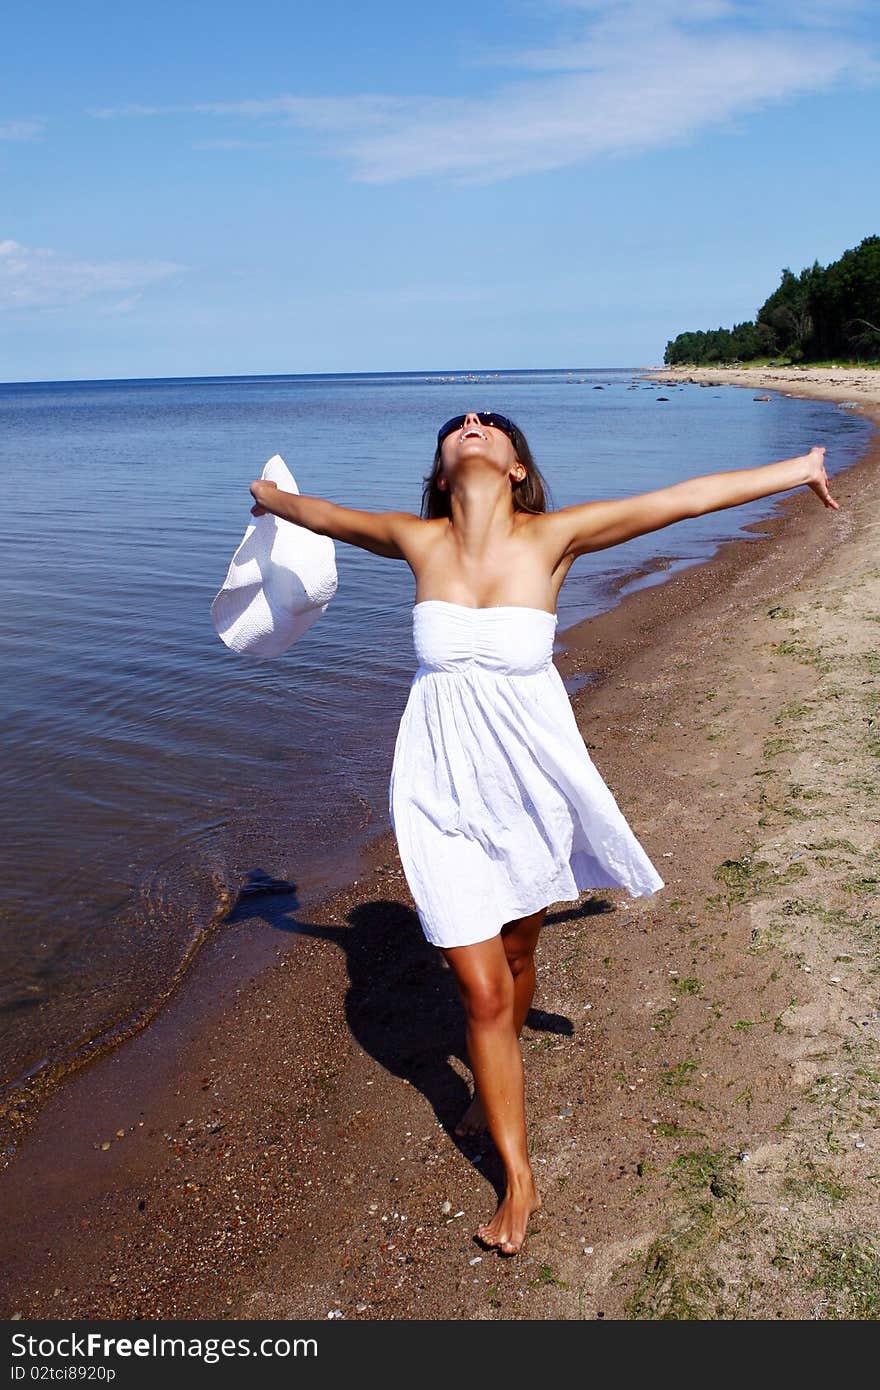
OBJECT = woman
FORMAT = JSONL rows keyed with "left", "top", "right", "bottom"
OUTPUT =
{"left": 250, "top": 410, "right": 838, "bottom": 1256}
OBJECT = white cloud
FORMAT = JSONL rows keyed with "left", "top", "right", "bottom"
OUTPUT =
{"left": 0, "top": 239, "right": 184, "bottom": 310}
{"left": 0, "top": 119, "right": 43, "bottom": 141}
{"left": 98, "top": 292, "right": 144, "bottom": 315}
{"left": 90, "top": 95, "right": 402, "bottom": 128}
{"left": 88, "top": 1, "right": 879, "bottom": 184}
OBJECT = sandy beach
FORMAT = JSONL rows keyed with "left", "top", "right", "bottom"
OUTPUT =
{"left": 649, "top": 362, "right": 880, "bottom": 406}
{"left": 2, "top": 365, "right": 879, "bottom": 1320}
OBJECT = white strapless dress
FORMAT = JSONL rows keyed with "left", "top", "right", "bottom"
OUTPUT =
{"left": 389, "top": 600, "right": 664, "bottom": 948}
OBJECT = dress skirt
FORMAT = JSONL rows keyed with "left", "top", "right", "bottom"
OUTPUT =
{"left": 389, "top": 600, "right": 664, "bottom": 948}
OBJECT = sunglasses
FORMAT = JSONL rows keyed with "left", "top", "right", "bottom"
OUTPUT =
{"left": 437, "top": 412, "right": 520, "bottom": 449}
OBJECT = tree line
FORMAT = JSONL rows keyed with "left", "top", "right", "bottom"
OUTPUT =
{"left": 664, "top": 235, "right": 880, "bottom": 365}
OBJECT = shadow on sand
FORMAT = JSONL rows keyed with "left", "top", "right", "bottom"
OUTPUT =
{"left": 226, "top": 875, "right": 614, "bottom": 1203}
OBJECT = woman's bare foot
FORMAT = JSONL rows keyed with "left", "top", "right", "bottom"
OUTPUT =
{"left": 454, "top": 1091, "right": 489, "bottom": 1137}
{"left": 475, "top": 1178, "right": 542, "bottom": 1256}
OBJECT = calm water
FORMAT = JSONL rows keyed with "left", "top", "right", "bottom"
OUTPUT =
{"left": 0, "top": 368, "right": 871, "bottom": 1096}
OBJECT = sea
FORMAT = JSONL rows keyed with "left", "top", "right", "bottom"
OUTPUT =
{"left": 0, "top": 367, "right": 871, "bottom": 1104}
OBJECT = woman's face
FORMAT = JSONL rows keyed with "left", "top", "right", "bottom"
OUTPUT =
{"left": 438, "top": 410, "right": 522, "bottom": 486}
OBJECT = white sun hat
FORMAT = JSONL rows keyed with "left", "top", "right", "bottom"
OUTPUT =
{"left": 211, "top": 454, "right": 337, "bottom": 657}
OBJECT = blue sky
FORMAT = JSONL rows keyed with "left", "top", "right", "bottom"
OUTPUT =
{"left": 2, "top": 0, "right": 879, "bottom": 380}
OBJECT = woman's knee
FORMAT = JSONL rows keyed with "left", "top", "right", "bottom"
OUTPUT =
{"left": 503, "top": 941, "right": 536, "bottom": 978}
{"left": 459, "top": 971, "right": 514, "bottom": 1026}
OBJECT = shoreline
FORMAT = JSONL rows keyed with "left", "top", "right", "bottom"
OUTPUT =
{"left": 644, "top": 362, "right": 880, "bottom": 407}
{"left": 2, "top": 366, "right": 879, "bottom": 1319}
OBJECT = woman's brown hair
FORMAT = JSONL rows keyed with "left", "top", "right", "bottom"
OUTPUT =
{"left": 420, "top": 417, "right": 555, "bottom": 520}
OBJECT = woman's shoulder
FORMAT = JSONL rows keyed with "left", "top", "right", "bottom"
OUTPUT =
{"left": 517, "top": 507, "right": 579, "bottom": 577}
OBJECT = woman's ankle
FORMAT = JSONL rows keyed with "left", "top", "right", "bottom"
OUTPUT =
{"left": 505, "top": 1166, "right": 538, "bottom": 1194}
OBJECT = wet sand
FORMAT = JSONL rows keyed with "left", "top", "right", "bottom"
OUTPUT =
{"left": 2, "top": 366, "right": 879, "bottom": 1320}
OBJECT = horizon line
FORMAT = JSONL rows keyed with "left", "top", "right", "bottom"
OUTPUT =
{"left": 0, "top": 364, "right": 665, "bottom": 389}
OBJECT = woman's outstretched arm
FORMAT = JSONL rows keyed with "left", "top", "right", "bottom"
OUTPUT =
{"left": 546, "top": 446, "right": 838, "bottom": 561}
{"left": 249, "top": 478, "right": 424, "bottom": 560}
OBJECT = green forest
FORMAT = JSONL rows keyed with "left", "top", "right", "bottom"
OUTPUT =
{"left": 664, "top": 235, "right": 880, "bottom": 366}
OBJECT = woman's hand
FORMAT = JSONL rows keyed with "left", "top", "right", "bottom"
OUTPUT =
{"left": 250, "top": 479, "right": 278, "bottom": 516}
{"left": 804, "top": 446, "right": 840, "bottom": 511}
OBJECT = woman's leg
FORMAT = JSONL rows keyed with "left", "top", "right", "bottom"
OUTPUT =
{"left": 504, "top": 905, "right": 546, "bottom": 1034}
{"left": 441, "top": 933, "right": 543, "bottom": 1254}
{"left": 455, "top": 906, "right": 547, "bottom": 1135}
